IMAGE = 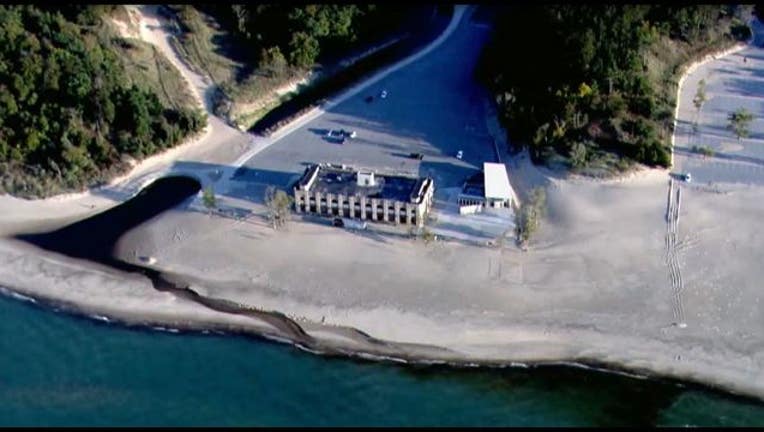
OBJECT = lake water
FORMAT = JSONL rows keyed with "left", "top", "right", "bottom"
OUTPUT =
{"left": 1, "top": 292, "right": 763, "bottom": 426}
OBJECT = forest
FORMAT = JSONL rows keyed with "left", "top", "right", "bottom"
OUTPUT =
{"left": 0, "top": 5, "right": 205, "bottom": 198}
{"left": 479, "top": 5, "right": 751, "bottom": 174}
{"left": 191, "top": 4, "right": 417, "bottom": 71}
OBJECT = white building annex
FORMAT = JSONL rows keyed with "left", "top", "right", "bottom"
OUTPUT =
{"left": 458, "top": 162, "right": 517, "bottom": 213}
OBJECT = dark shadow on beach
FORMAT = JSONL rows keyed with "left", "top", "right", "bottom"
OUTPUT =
{"left": 16, "top": 176, "right": 202, "bottom": 265}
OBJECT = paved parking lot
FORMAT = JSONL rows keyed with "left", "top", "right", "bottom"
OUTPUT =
{"left": 233, "top": 10, "right": 497, "bottom": 198}
{"left": 674, "top": 18, "right": 764, "bottom": 186}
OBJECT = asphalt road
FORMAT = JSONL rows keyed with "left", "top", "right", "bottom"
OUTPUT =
{"left": 231, "top": 8, "right": 496, "bottom": 199}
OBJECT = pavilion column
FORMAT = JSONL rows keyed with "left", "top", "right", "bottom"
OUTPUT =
{"left": 348, "top": 196, "right": 356, "bottom": 218}
{"left": 293, "top": 190, "right": 302, "bottom": 213}
{"left": 337, "top": 194, "right": 345, "bottom": 217}
{"left": 406, "top": 203, "right": 415, "bottom": 225}
{"left": 371, "top": 199, "right": 379, "bottom": 221}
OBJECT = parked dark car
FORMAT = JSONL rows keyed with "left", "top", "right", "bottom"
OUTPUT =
{"left": 325, "top": 130, "right": 346, "bottom": 143}
{"left": 339, "top": 129, "right": 356, "bottom": 139}
{"left": 410, "top": 152, "right": 424, "bottom": 160}
{"left": 332, "top": 217, "right": 345, "bottom": 227}
{"left": 365, "top": 95, "right": 374, "bottom": 103}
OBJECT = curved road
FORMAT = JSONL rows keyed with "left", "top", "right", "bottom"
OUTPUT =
{"left": 120, "top": 5, "right": 478, "bottom": 201}
{"left": 0, "top": 5, "right": 485, "bottom": 232}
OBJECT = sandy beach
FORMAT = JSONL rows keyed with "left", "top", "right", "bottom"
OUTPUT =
{"left": 2, "top": 5, "right": 764, "bottom": 402}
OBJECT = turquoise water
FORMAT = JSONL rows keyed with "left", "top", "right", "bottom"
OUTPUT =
{"left": 1, "top": 293, "right": 763, "bottom": 427}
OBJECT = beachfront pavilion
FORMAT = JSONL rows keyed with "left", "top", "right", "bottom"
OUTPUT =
{"left": 458, "top": 162, "right": 515, "bottom": 210}
{"left": 293, "top": 163, "right": 435, "bottom": 227}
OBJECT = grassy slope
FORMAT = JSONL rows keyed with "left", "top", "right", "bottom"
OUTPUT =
{"left": 169, "top": 5, "right": 241, "bottom": 85}
{"left": 104, "top": 7, "right": 196, "bottom": 111}
{"left": 169, "top": 5, "right": 306, "bottom": 129}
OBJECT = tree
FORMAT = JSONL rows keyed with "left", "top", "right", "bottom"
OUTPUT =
{"left": 728, "top": 107, "right": 754, "bottom": 140}
{"left": 202, "top": 186, "right": 216, "bottom": 214}
{"left": 258, "top": 46, "right": 287, "bottom": 78}
{"left": 692, "top": 79, "right": 707, "bottom": 141}
{"left": 287, "top": 31, "right": 319, "bottom": 68}
{"left": 693, "top": 79, "right": 706, "bottom": 112}
{"left": 264, "top": 185, "right": 294, "bottom": 229}
{"left": 515, "top": 187, "right": 547, "bottom": 248}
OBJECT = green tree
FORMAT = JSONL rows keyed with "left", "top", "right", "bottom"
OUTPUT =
{"left": 258, "top": 46, "right": 287, "bottom": 78}
{"left": 265, "top": 185, "right": 294, "bottom": 229}
{"left": 288, "top": 31, "right": 319, "bottom": 68}
{"left": 515, "top": 187, "right": 546, "bottom": 248}
{"left": 693, "top": 79, "right": 706, "bottom": 112}
{"left": 728, "top": 107, "right": 754, "bottom": 140}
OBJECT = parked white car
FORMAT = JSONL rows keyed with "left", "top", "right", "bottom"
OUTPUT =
{"left": 456, "top": 150, "right": 463, "bottom": 160}
{"left": 380, "top": 89, "right": 387, "bottom": 99}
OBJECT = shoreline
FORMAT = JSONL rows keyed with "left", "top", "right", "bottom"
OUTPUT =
{"left": 1, "top": 273, "right": 762, "bottom": 407}
{"left": 1, "top": 234, "right": 764, "bottom": 404}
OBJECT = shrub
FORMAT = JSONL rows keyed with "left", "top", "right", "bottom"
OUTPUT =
{"left": 598, "top": 92, "right": 627, "bottom": 118}
{"left": 630, "top": 94, "right": 656, "bottom": 118}
{"left": 636, "top": 139, "right": 671, "bottom": 167}
{"left": 568, "top": 140, "right": 590, "bottom": 170}
{"left": 202, "top": 186, "right": 216, "bottom": 213}
{"left": 692, "top": 144, "right": 714, "bottom": 157}
{"left": 728, "top": 107, "right": 754, "bottom": 139}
